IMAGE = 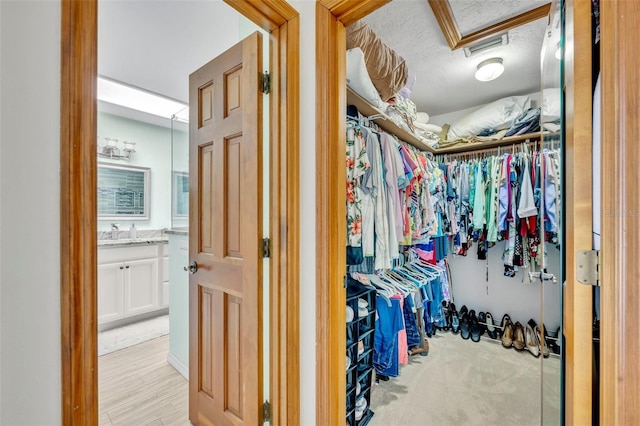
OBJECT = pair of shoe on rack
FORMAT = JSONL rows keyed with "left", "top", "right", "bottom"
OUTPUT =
{"left": 442, "top": 301, "right": 459, "bottom": 334}
{"left": 500, "top": 315, "right": 551, "bottom": 357}
{"left": 457, "top": 305, "right": 484, "bottom": 342}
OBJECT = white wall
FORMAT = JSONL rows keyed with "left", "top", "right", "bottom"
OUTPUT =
{"left": 0, "top": 1, "right": 62, "bottom": 424}
{"left": 0, "top": 0, "right": 3, "bottom": 412}
{"left": 97, "top": 111, "right": 179, "bottom": 232}
{"left": 291, "top": 1, "right": 316, "bottom": 424}
{"left": 448, "top": 245, "right": 562, "bottom": 331}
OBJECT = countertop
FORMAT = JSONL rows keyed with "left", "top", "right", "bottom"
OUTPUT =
{"left": 165, "top": 229, "right": 189, "bottom": 236}
{"left": 98, "top": 236, "right": 168, "bottom": 248}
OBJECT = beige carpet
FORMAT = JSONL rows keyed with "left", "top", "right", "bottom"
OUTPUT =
{"left": 369, "top": 332, "right": 561, "bottom": 426}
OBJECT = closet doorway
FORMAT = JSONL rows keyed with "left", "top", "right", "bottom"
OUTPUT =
{"left": 315, "top": 0, "right": 595, "bottom": 424}
{"left": 60, "top": 0, "right": 300, "bottom": 424}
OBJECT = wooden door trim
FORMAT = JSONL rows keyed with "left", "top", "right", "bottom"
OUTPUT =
{"left": 427, "top": 0, "right": 551, "bottom": 50}
{"left": 563, "top": 0, "right": 594, "bottom": 423}
{"left": 60, "top": 1, "right": 299, "bottom": 424}
{"left": 315, "top": 0, "right": 601, "bottom": 424}
{"left": 315, "top": 1, "right": 388, "bottom": 424}
{"left": 60, "top": 0, "right": 98, "bottom": 423}
{"left": 600, "top": 0, "right": 640, "bottom": 423}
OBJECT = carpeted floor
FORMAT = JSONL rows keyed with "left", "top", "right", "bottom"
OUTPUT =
{"left": 98, "top": 315, "right": 169, "bottom": 356}
{"left": 369, "top": 332, "right": 561, "bottom": 426}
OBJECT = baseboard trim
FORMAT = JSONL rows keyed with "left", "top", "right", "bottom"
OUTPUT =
{"left": 167, "top": 352, "right": 189, "bottom": 380}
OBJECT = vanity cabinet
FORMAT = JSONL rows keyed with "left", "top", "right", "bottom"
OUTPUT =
{"left": 98, "top": 243, "right": 167, "bottom": 328}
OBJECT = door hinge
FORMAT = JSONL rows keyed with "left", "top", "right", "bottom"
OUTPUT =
{"left": 260, "top": 71, "right": 272, "bottom": 94}
{"left": 263, "top": 399, "right": 271, "bottom": 423}
{"left": 262, "top": 237, "right": 271, "bottom": 259}
{"left": 576, "top": 250, "right": 600, "bottom": 286}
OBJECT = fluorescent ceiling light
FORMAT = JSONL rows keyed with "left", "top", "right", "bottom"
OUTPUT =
{"left": 475, "top": 57, "right": 505, "bottom": 82}
{"left": 98, "top": 77, "right": 188, "bottom": 121}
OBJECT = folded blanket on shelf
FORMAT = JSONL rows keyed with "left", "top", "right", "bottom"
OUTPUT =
{"left": 347, "top": 20, "right": 409, "bottom": 101}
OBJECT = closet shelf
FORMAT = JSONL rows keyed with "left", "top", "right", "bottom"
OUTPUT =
{"left": 434, "top": 131, "right": 557, "bottom": 154}
{"left": 347, "top": 86, "right": 558, "bottom": 155}
{"left": 347, "top": 87, "right": 435, "bottom": 152}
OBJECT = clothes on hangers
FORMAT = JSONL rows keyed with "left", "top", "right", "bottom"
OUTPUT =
{"left": 432, "top": 147, "right": 561, "bottom": 274}
{"left": 346, "top": 113, "right": 441, "bottom": 270}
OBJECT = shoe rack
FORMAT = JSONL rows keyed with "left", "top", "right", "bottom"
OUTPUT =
{"left": 346, "top": 279, "right": 376, "bottom": 426}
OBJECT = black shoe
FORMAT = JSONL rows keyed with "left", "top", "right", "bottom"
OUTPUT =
{"left": 499, "top": 313, "right": 512, "bottom": 339}
{"left": 470, "top": 311, "right": 482, "bottom": 342}
{"left": 450, "top": 303, "right": 460, "bottom": 334}
{"left": 441, "top": 301, "right": 451, "bottom": 331}
{"left": 485, "top": 312, "right": 498, "bottom": 339}
{"left": 459, "top": 305, "right": 468, "bottom": 318}
{"left": 460, "top": 312, "right": 471, "bottom": 340}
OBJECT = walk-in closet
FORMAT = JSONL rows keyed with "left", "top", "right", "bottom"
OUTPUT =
{"left": 340, "top": 1, "right": 579, "bottom": 424}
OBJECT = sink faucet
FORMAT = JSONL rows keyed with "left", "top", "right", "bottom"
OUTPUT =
{"left": 111, "top": 223, "right": 119, "bottom": 239}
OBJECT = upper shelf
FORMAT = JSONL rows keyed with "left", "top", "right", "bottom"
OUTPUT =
{"left": 346, "top": 86, "right": 553, "bottom": 155}
{"left": 346, "top": 87, "right": 435, "bottom": 151}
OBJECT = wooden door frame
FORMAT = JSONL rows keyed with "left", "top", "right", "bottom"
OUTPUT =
{"left": 314, "top": 0, "right": 625, "bottom": 423}
{"left": 600, "top": 0, "right": 640, "bottom": 423}
{"left": 563, "top": 0, "right": 593, "bottom": 423}
{"left": 60, "top": 0, "right": 300, "bottom": 424}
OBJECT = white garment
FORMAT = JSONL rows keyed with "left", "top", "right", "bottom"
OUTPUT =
{"left": 517, "top": 160, "right": 538, "bottom": 218}
{"left": 380, "top": 133, "right": 401, "bottom": 258}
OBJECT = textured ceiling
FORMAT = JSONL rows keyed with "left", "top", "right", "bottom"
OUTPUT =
{"left": 450, "top": 0, "right": 549, "bottom": 34}
{"left": 363, "top": 0, "right": 548, "bottom": 116}
{"left": 99, "top": 0, "right": 549, "bottom": 122}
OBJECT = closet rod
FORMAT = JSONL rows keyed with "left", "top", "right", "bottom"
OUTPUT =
{"left": 435, "top": 137, "right": 556, "bottom": 160}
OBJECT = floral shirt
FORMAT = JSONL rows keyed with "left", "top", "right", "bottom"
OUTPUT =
{"left": 346, "top": 128, "right": 371, "bottom": 247}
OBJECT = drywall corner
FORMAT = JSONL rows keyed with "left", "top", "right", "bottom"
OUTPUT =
{"left": 290, "top": 0, "right": 317, "bottom": 424}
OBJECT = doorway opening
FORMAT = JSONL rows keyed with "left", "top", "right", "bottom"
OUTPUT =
{"left": 60, "top": 0, "right": 299, "bottom": 424}
{"left": 315, "top": 0, "right": 593, "bottom": 424}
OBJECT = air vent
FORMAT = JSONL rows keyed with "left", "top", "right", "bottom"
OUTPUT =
{"left": 464, "top": 33, "right": 509, "bottom": 58}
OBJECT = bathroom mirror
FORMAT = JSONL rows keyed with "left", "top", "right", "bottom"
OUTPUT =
{"left": 97, "top": 163, "right": 150, "bottom": 219}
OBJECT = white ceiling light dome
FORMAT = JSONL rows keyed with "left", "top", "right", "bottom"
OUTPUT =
{"left": 475, "top": 57, "right": 505, "bottom": 82}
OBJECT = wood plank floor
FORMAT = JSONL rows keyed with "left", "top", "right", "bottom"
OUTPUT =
{"left": 99, "top": 335, "right": 190, "bottom": 426}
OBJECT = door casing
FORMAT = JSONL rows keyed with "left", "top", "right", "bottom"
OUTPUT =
{"left": 59, "top": 1, "right": 300, "bottom": 424}
{"left": 313, "top": 0, "right": 637, "bottom": 423}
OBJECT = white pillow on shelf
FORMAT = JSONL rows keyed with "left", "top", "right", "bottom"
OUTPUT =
{"left": 447, "top": 95, "right": 531, "bottom": 139}
{"left": 414, "top": 121, "right": 442, "bottom": 134}
{"left": 346, "top": 48, "right": 386, "bottom": 110}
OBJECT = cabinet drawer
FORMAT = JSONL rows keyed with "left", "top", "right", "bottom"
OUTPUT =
{"left": 98, "top": 245, "right": 159, "bottom": 263}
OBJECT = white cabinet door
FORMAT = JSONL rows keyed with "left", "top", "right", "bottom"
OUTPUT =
{"left": 98, "top": 262, "right": 124, "bottom": 323}
{"left": 124, "top": 258, "right": 159, "bottom": 315}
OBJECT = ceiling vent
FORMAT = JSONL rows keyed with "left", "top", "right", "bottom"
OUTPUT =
{"left": 464, "top": 33, "right": 509, "bottom": 58}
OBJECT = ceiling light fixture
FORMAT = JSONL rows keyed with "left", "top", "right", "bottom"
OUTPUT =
{"left": 475, "top": 57, "right": 505, "bottom": 82}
